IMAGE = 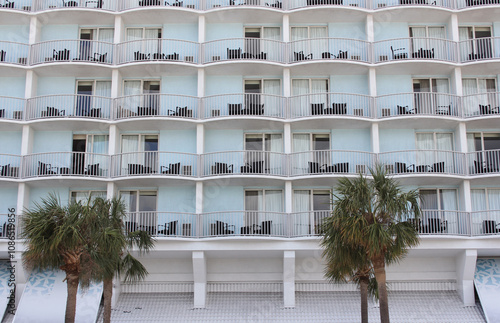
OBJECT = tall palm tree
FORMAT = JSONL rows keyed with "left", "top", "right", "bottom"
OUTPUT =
{"left": 327, "top": 165, "right": 420, "bottom": 323}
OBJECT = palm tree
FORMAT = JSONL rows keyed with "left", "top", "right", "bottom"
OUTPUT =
{"left": 326, "top": 165, "right": 420, "bottom": 323}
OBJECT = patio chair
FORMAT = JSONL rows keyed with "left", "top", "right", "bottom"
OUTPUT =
{"left": 397, "top": 105, "right": 414, "bottom": 115}
{"left": 228, "top": 103, "right": 243, "bottom": 115}
{"left": 482, "top": 220, "right": 500, "bottom": 234}
{"left": 84, "top": 163, "right": 100, "bottom": 176}
{"left": 159, "top": 220, "right": 178, "bottom": 235}
{"left": 213, "top": 220, "right": 234, "bottom": 235}
{"left": 2, "top": 1, "right": 14, "bottom": 8}
{"left": 479, "top": 104, "right": 500, "bottom": 115}
{"left": 333, "top": 162, "right": 349, "bottom": 173}
{"left": 390, "top": 46, "right": 407, "bottom": 60}
{"left": 335, "top": 50, "right": 348, "bottom": 59}
{"left": 53, "top": 49, "right": 70, "bottom": 60}
{"left": 265, "top": 1, "right": 282, "bottom": 7}
{"left": 308, "top": 161, "right": 321, "bottom": 174}
{"left": 125, "top": 221, "right": 138, "bottom": 233}
{"left": 427, "top": 218, "right": 447, "bottom": 233}
{"left": 0, "top": 164, "right": 10, "bottom": 177}
{"left": 0, "top": 109, "right": 5, "bottom": 118}
{"left": 166, "top": 52, "right": 179, "bottom": 60}
{"left": 431, "top": 161, "right": 445, "bottom": 173}
{"left": 395, "top": 162, "right": 414, "bottom": 173}
{"left": 38, "top": 161, "right": 56, "bottom": 175}
{"left": 128, "top": 163, "right": 143, "bottom": 175}
{"left": 311, "top": 103, "right": 324, "bottom": 115}
{"left": 0, "top": 50, "right": 5, "bottom": 61}
{"left": 294, "top": 51, "right": 313, "bottom": 61}
{"left": 88, "top": 108, "right": 101, "bottom": 118}
{"left": 254, "top": 220, "right": 272, "bottom": 235}
{"left": 134, "top": 51, "right": 150, "bottom": 61}
{"left": 327, "top": 103, "right": 347, "bottom": 115}
{"left": 227, "top": 48, "right": 241, "bottom": 59}
{"left": 64, "top": 1, "right": 78, "bottom": 7}
{"left": 161, "top": 162, "right": 181, "bottom": 175}
{"left": 212, "top": 162, "right": 233, "bottom": 174}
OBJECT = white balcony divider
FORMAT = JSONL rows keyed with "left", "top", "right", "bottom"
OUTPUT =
{"left": 201, "top": 93, "right": 285, "bottom": 119}
{"left": 125, "top": 212, "right": 197, "bottom": 237}
{"left": 0, "top": 0, "right": 32, "bottom": 10}
{"left": 116, "top": 39, "right": 199, "bottom": 64}
{"left": 0, "top": 214, "right": 15, "bottom": 239}
{"left": 413, "top": 210, "right": 470, "bottom": 235}
{"left": 456, "top": 0, "right": 500, "bottom": 8}
{"left": 376, "top": 92, "right": 461, "bottom": 117}
{"left": 289, "top": 93, "right": 372, "bottom": 118}
{"left": 30, "top": 40, "right": 113, "bottom": 65}
{"left": 34, "top": 0, "right": 115, "bottom": 10}
{"left": 289, "top": 150, "right": 375, "bottom": 176}
{"left": 372, "top": 0, "right": 453, "bottom": 9}
{"left": 463, "top": 92, "right": 500, "bottom": 117}
{"left": 0, "top": 96, "right": 25, "bottom": 120}
{"left": 289, "top": 38, "right": 370, "bottom": 63}
{"left": 201, "top": 211, "right": 287, "bottom": 237}
{"left": 466, "top": 150, "right": 500, "bottom": 175}
{"left": 23, "top": 152, "right": 110, "bottom": 178}
{"left": 291, "top": 210, "right": 330, "bottom": 236}
{"left": 115, "top": 94, "right": 199, "bottom": 119}
{"left": 0, "top": 154, "right": 22, "bottom": 178}
{"left": 202, "top": 38, "right": 285, "bottom": 63}
{"left": 202, "top": 151, "right": 286, "bottom": 176}
{"left": 459, "top": 37, "right": 500, "bottom": 62}
{"left": 112, "top": 151, "right": 198, "bottom": 177}
{"left": 378, "top": 150, "right": 465, "bottom": 175}
{"left": 288, "top": 0, "right": 367, "bottom": 9}
{"left": 470, "top": 210, "right": 500, "bottom": 236}
{"left": 373, "top": 38, "right": 457, "bottom": 63}
{"left": 0, "top": 41, "right": 30, "bottom": 65}
{"left": 26, "top": 95, "right": 112, "bottom": 120}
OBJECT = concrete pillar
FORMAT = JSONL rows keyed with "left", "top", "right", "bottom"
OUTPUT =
{"left": 456, "top": 122, "right": 467, "bottom": 153}
{"left": 28, "top": 16, "right": 40, "bottom": 45}
{"left": 198, "top": 16, "right": 206, "bottom": 43}
{"left": 283, "top": 250, "right": 295, "bottom": 308}
{"left": 113, "top": 16, "right": 124, "bottom": 44}
{"left": 455, "top": 249, "right": 477, "bottom": 306}
{"left": 452, "top": 67, "right": 463, "bottom": 97}
{"left": 24, "top": 70, "right": 37, "bottom": 100}
{"left": 284, "top": 123, "right": 291, "bottom": 154}
{"left": 282, "top": 15, "right": 290, "bottom": 43}
{"left": 111, "top": 276, "right": 121, "bottom": 307}
{"left": 283, "top": 68, "right": 291, "bottom": 97}
{"left": 192, "top": 251, "right": 207, "bottom": 308}
{"left": 366, "top": 14, "right": 374, "bottom": 42}
{"left": 107, "top": 182, "right": 118, "bottom": 200}
{"left": 371, "top": 123, "right": 379, "bottom": 154}
{"left": 20, "top": 125, "right": 33, "bottom": 156}
{"left": 449, "top": 14, "right": 459, "bottom": 42}
{"left": 108, "top": 125, "right": 120, "bottom": 156}
{"left": 285, "top": 181, "right": 293, "bottom": 236}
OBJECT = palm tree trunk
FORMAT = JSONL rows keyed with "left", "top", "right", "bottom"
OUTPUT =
{"left": 373, "top": 255, "right": 390, "bottom": 323}
{"left": 103, "top": 277, "right": 113, "bottom": 323}
{"left": 65, "top": 272, "right": 79, "bottom": 323}
{"left": 359, "top": 275, "right": 369, "bottom": 323}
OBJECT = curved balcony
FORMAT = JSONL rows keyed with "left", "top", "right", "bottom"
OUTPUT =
{"left": 0, "top": 0, "right": 31, "bottom": 11}
{"left": 463, "top": 92, "right": 500, "bottom": 118}
{"left": 288, "top": 0, "right": 367, "bottom": 8}
{"left": 23, "top": 152, "right": 110, "bottom": 178}
{"left": 0, "top": 96, "right": 25, "bottom": 121}
{"left": 372, "top": 0, "right": 453, "bottom": 9}
{"left": 204, "top": 0, "right": 285, "bottom": 9}
{"left": 202, "top": 151, "right": 286, "bottom": 177}
{"left": 466, "top": 150, "right": 500, "bottom": 175}
{"left": 26, "top": 95, "right": 112, "bottom": 120}
{"left": 112, "top": 151, "right": 198, "bottom": 177}
{"left": 202, "top": 93, "right": 285, "bottom": 119}
{"left": 456, "top": 0, "right": 500, "bottom": 9}
{"left": 121, "top": 0, "right": 199, "bottom": 10}
{"left": 378, "top": 150, "right": 465, "bottom": 175}
{"left": 34, "top": 0, "right": 116, "bottom": 11}
{"left": 202, "top": 211, "right": 287, "bottom": 237}
{"left": 289, "top": 150, "right": 375, "bottom": 176}
{"left": 0, "top": 214, "right": 15, "bottom": 239}
{"left": 0, "top": 154, "right": 21, "bottom": 178}
{"left": 374, "top": 38, "right": 457, "bottom": 63}
{"left": 376, "top": 93, "right": 461, "bottom": 118}
{"left": 116, "top": 39, "right": 199, "bottom": 65}
{"left": 289, "top": 38, "right": 370, "bottom": 63}
{"left": 407, "top": 210, "right": 470, "bottom": 235}
{"left": 30, "top": 40, "right": 113, "bottom": 65}
{"left": 471, "top": 210, "right": 500, "bottom": 236}
{"left": 203, "top": 38, "right": 285, "bottom": 64}
{"left": 0, "top": 41, "right": 29, "bottom": 65}
{"left": 459, "top": 37, "right": 500, "bottom": 63}
{"left": 125, "top": 211, "right": 198, "bottom": 237}
{"left": 115, "top": 94, "right": 198, "bottom": 119}
{"left": 289, "top": 93, "right": 372, "bottom": 119}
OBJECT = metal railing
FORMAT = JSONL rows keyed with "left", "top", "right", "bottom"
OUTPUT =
{"left": 459, "top": 37, "right": 500, "bottom": 63}
{"left": 457, "top": 0, "right": 500, "bottom": 9}
{"left": 0, "top": 214, "right": 15, "bottom": 239}
{"left": 405, "top": 210, "right": 471, "bottom": 235}
{"left": 204, "top": 0, "right": 286, "bottom": 9}
{"left": 372, "top": 0, "right": 454, "bottom": 9}
{"left": 289, "top": 150, "right": 375, "bottom": 176}
{"left": 0, "top": 0, "right": 32, "bottom": 11}
{"left": 373, "top": 38, "right": 457, "bottom": 63}
{"left": 26, "top": 95, "right": 112, "bottom": 120}
{"left": 112, "top": 151, "right": 198, "bottom": 177}
{"left": 375, "top": 92, "right": 461, "bottom": 118}
{"left": 116, "top": 39, "right": 199, "bottom": 64}
{"left": 201, "top": 211, "right": 287, "bottom": 237}
{"left": 463, "top": 92, "right": 500, "bottom": 117}
{"left": 120, "top": 0, "right": 199, "bottom": 10}
{"left": 34, "top": 0, "right": 116, "bottom": 11}
{"left": 203, "top": 38, "right": 286, "bottom": 63}
{"left": 378, "top": 150, "right": 465, "bottom": 175}
{"left": 125, "top": 212, "right": 198, "bottom": 237}
{"left": 289, "top": 38, "right": 370, "bottom": 63}
{"left": 0, "top": 154, "right": 22, "bottom": 178}
{"left": 115, "top": 94, "right": 199, "bottom": 119}
{"left": 0, "top": 41, "right": 30, "bottom": 65}
{"left": 23, "top": 152, "right": 110, "bottom": 178}
{"left": 466, "top": 150, "right": 500, "bottom": 175}
{"left": 202, "top": 151, "right": 287, "bottom": 176}
{"left": 0, "top": 96, "right": 25, "bottom": 121}
{"left": 291, "top": 210, "right": 330, "bottom": 236}
{"left": 289, "top": 93, "right": 372, "bottom": 118}
{"left": 202, "top": 93, "right": 285, "bottom": 119}
{"left": 30, "top": 40, "right": 113, "bottom": 65}
{"left": 470, "top": 210, "right": 500, "bottom": 236}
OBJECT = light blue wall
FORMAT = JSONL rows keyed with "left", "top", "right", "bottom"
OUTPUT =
{"left": 0, "top": 25, "right": 29, "bottom": 42}
{"left": 29, "top": 187, "right": 69, "bottom": 208}
{"left": 203, "top": 185, "right": 244, "bottom": 212}
{"left": 158, "top": 186, "right": 196, "bottom": 212}
{"left": 331, "top": 75, "right": 368, "bottom": 94}
{"left": 0, "top": 77, "right": 25, "bottom": 98}
{"left": 206, "top": 23, "right": 243, "bottom": 41}
{"left": 161, "top": 76, "right": 197, "bottom": 96}
{"left": 493, "top": 23, "right": 500, "bottom": 37}
{"left": 0, "top": 132, "right": 22, "bottom": 155}
{"left": 40, "top": 25, "right": 79, "bottom": 41}
{"left": 162, "top": 24, "right": 198, "bottom": 41}
{"left": 205, "top": 129, "right": 244, "bottom": 152}
{"left": 328, "top": 23, "right": 366, "bottom": 40}
{"left": 332, "top": 129, "right": 371, "bottom": 151}
{"left": 159, "top": 129, "right": 196, "bottom": 153}
{"left": 37, "top": 77, "right": 76, "bottom": 95}
{"left": 374, "top": 22, "right": 409, "bottom": 41}
{"left": 0, "top": 188, "right": 17, "bottom": 212}
{"left": 379, "top": 129, "right": 415, "bottom": 152}
{"left": 32, "top": 131, "right": 73, "bottom": 153}
{"left": 377, "top": 75, "right": 413, "bottom": 95}
{"left": 205, "top": 75, "right": 243, "bottom": 95}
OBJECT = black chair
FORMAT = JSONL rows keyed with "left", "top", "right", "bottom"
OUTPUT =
{"left": 482, "top": 220, "right": 500, "bottom": 234}
{"left": 309, "top": 161, "right": 321, "bottom": 174}
{"left": 397, "top": 105, "right": 414, "bottom": 115}
{"left": 38, "top": 161, "right": 56, "bottom": 175}
{"left": 212, "top": 162, "right": 233, "bottom": 174}
{"left": 412, "top": 48, "right": 434, "bottom": 59}
{"left": 335, "top": 50, "right": 348, "bottom": 59}
{"left": 0, "top": 109, "right": 5, "bottom": 118}
{"left": 134, "top": 51, "right": 150, "bottom": 60}
{"left": 128, "top": 163, "right": 143, "bottom": 175}
{"left": 395, "top": 162, "right": 414, "bottom": 173}
{"left": 325, "top": 103, "right": 347, "bottom": 115}
{"left": 45, "top": 106, "right": 63, "bottom": 117}
{"left": 391, "top": 46, "right": 407, "bottom": 60}
{"left": 1, "top": 1, "right": 14, "bottom": 8}
{"left": 265, "top": 1, "right": 282, "bottom": 7}
{"left": 227, "top": 48, "right": 241, "bottom": 59}
{"left": 228, "top": 103, "right": 243, "bottom": 115}
{"left": 480, "top": 104, "right": 500, "bottom": 115}
{"left": 255, "top": 220, "right": 272, "bottom": 235}
{"left": 432, "top": 162, "right": 445, "bottom": 173}
{"left": 0, "top": 164, "right": 10, "bottom": 177}
{"left": 416, "top": 165, "right": 430, "bottom": 172}
{"left": 166, "top": 52, "right": 179, "bottom": 60}
{"left": 0, "top": 50, "right": 5, "bottom": 61}
{"left": 333, "top": 162, "right": 349, "bottom": 173}
{"left": 137, "top": 106, "right": 158, "bottom": 116}
{"left": 214, "top": 220, "right": 234, "bottom": 235}
{"left": 159, "top": 220, "right": 178, "bottom": 235}
{"left": 139, "top": 0, "right": 161, "bottom": 5}
{"left": 474, "top": 160, "right": 485, "bottom": 174}
{"left": 168, "top": 106, "right": 190, "bottom": 117}
{"left": 53, "top": 49, "right": 70, "bottom": 60}
{"left": 427, "top": 218, "right": 446, "bottom": 233}
{"left": 88, "top": 108, "right": 102, "bottom": 118}
{"left": 246, "top": 104, "right": 264, "bottom": 115}
{"left": 322, "top": 52, "right": 333, "bottom": 59}
{"left": 161, "top": 162, "right": 180, "bottom": 175}
{"left": 294, "top": 51, "right": 313, "bottom": 61}
{"left": 84, "top": 163, "right": 100, "bottom": 176}
{"left": 311, "top": 103, "right": 324, "bottom": 115}
{"left": 64, "top": 1, "right": 78, "bottom": 6}
{"left": 125, "top": 221, "right": 138, "bottom": 233}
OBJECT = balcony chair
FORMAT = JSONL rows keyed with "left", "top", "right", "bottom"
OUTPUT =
{"left": 390, "top": 46, "right": 407, "bottom": 60}
{"left": 0, "top": 109, "right": 4, "bottom": 118}
{"left": 0, "top": 164, "right": 11, "bottom": 177}
{"left": 436, "top": 105, "right": 451, "bottom": 115}
{"left": 395, "top": 162, "right": 415, "bottom": 173}
{"left": 137, "top": 106, "right": 158, "bottom": 116}
{"left": 166, "top": 0, "right": 183, "bottom": 6}
{"left": 227, "top": 48, "right": 242, "bottom": 59}
{"left": 265, "top": 1, "right": 282, "bottom": 7}
{"left": 422, "top": 218, "right": 447, "bottom": 234}
{"left": 1, "top": 1, "right": 14, "bottom": 8}
{"left": 212, "top": 162, "right": 233, "bottom": 174}
{"left": 139, "top": 225, "right": 156, "bottom": 235}
{"left": 134, "top": 51, "right": 150, "bottom": 61}
{"left": 38, "top": 161, "right": 57, "bottom": 175}
{"left": 482, "top": 220, "right": 500, "bottom": 234}
{"left": 431, "top": 161, "right": 445, "bottom": 173}
{"left": 397, "top": 105, "right": 415, "bottom": 115}
{"left": 139, "top": 0, "right": 161, "bottom": 5}
{"left": 84, "top": 163, "right": 100, "bottom": 176}
{"left": 161, "top": 162, "right": 181, "bottom": 175}
{"left": 245, "top": 103, "right": 265, "bottom": 115}
{"left": 416, "top": 165, "right": 430, "bottom": 172}
{"left": 0, "top": 50, "right": 5, "bottom": 61}
{"left": 228, "top": 103, "right": 243, "bottom": 115}
{"left": 212, "top": 220, "right": 234, "bottom": 235}
{"left": 128, "top": 163, "right": 144, "bottom": 175}
{"left": 92, "top": 52, "right": 107, "bottom": 63}
{"left": 311, "top": 103, "right": 324, "bottom": 115}
{"left": 64, "top": 1, "right": 78, "bottom": 7}
{"left": 165, "top": 52, "right": 179, "bottom": 60}
{"left": 335, "top": 50, "right": 348, "bottom": 59}
{"left": 88, "top": 108, "right": 102, "bottom": 118}
{"left": 240, "top": 160, "right": 264, "bottom": 174}
{"left": 412, "top": 48, "right": 434, "bottom": 59}
{"left": 473, "top": 160, "right": 486, "bottom": 174}
{"left": 159, "top": 220, "right": 178, "bottom": 235}
{"left": 333, "top": 162, "right": 349, "bottom": 173}
{"left": 479, "top": 104, "right": 500, "bottom": 115}
{"left": 294, "top": 51, "right": 313, "bottom": 61}
{"left": 325, "top": 103, "right": 347, "bottom": 115}
{"left": 168, "top": 106, "right": 191, "bottom": 117}
{"left": 125, "top": 221, "right": 138, "bottom": 233}
{"left": 308, "top": 161, "right": 322, "bottom": 174}
{"left": 53, "top": 49, "right": 70, "bottom": 61}
{"left": 253, "top": 220, "right": 272, "bottom": 235}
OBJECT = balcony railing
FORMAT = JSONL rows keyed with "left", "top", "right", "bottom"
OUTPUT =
{"left": 289, "top": 38, "right": 370, "bottom": 63}
{"left": 0, "top": 41, "right": 30, "bottom": 65}
{"left": 121, "top": 0, "right": 199, "bottom": 10}
{"left": 30, "top": 40, "right": 113, "bottom": 65}
{"left": 202, "top": 151, "right": 287, "bottom": 176}
{"left": 466, "top": 150, "right": 500, "bottom": 175}
{"left": 202, "top": 211, "right": 287, "bottom": 237}
{"left": 112, "top": 151, "right": 198, "bottom": 177}
{"left": 0, "top": 214, "right": 15, "bottom": 239}
{"left": 471, "top": 210, "right": 500, "bottom": 236}
{"left": 459, "top": 37, "right": 500, "bottom": 63}
{"left": 374, "top": 38, "right": 457, "bottom": 63}
{"left": 0, "top": 0, "right": 32, "bottom": 11}
{"left": 203, "top": 38, "right": 286, "bottom": 63}
{"left": 372, "top": 0, "right": 454, "bottom": 9}
{"left": 376, "top": 92, "right": 461, "bottom": 118}
{"left": 115, "top": 94, "right": 199, "bottom": 119}
{"left": 26, "top": 95, "right": 112, "bottom": 120}
{"left": 0, "top": 154, "right": 21, "bottom": 178}
{"left": 291, "top": 210, "right": 330, "bottom": 236}
{"left": 405, "top": 210, "right": 471, "bottom": 235}
{"left": 457, "top": 0, "right": 500, "bottom": 9}
{"left": 23, "top": 152, "right": 110, "bottom": 178}
{"left": 463, "top": 92, "right": 500, "bottom": 117}
{"left": 289, "top": 93, "right": 372, "bottom": 118}
{"left": 289, "top": 0, "right": 367, "bottom": 8}
{"left": 34, "top": 0, "right": 116, "bottom": 10}
{"left": 378, "top": 150, "right": 465, "bottom": 175}
{"left": 125, "top": 212, "right": 198, "bottom": 237}
{"left": 202, "top": 93, "right": 285, "bottom": 119}
{"left": 204, "top": 0, "right": 286, "bottom": 9}
{"left": 116, "top": 39, "right": 199, "bottom": 64}
{"left": 0, "top": 96, "right": 25, "bottom": 121}
{"left": 289, "top": 150, "right": 375, "bottom": 176}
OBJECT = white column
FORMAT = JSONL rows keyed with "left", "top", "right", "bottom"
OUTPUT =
{"left": 371, "top": 123, "right": 379, "bottom": 154}
{"left": 21, "top": 125, "right": 33, "bottom": 156}
{"left": 283, "top": 68, "right": 291, "bottom": 97}
{"left": 449, "top": 14, "right": 459, "bottom": 42}
{"left": 192, "top": 251, "right": 207, "bottom": 308}
{"left": 284, "top": 123, "right": 291, "bottom": 154}
{"left": 366, "top": 14, "right": 374, "bottom": 43}
{"left": 198, "top": 16, "right": 206, "bottom": 43}
{"left": 455, "top": 249, "right": 477, "bottom": 306}
{"left": 452, "top": 67, "right": 463, "bottom": 97}
{"left": 111, "top": 276, "right": 121, "bottom": 307}
{"left": 111, "top": 70, "right": 122, "bottom": 99}
{"left": 456, "top": 122, "right": 467, "bottom": 153}
{"left": 459, "top": 180, "right": 472, "bottom": 213}
{"left": 109, "top": 125, "right": 120, "bottom": 156}
{"left": 283, "top": 250, "right": 295, "bottom": 308}
{"left": 25, "top": 70, "right": 37, "bottom": 99}
{"left": 28, "top": 16, "right": 40, "bottom": 45}
{"left": 107, "top": 182, "right": 118, "bottom": 200}
{"left": 195, "top": 182, "right": 203, "bottom": 236}
{"left": 114, "top": 16, "right": 124, "bottom": 44}
{"left": 282, "top": 15, "right": 290, "bottom": 43}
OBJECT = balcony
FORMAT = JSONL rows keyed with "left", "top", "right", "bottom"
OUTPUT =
{"left": 112, "top": 152, "right": 198, "bottom": 177}
{"left": 116, "top": 39, "right": 199, "bottom": 65}
{"left": 204, "top": 0, "right": 285, "bottom": 9}
{"left": 0, "top": 154, "right": 21, "bottom": 178}
{"left": 291, "top": 210, "right": 330, "bottom": 236}
{"left": 125, "top": 212, "right": 197, "bottom": 237}
{"left": 23, "top": 152, "right": 110, "bottom": 178}
{"left": 289, "top": 150, "right": 375, "bottom": 176}
{"left": 115, "top": 94, "right": 198, "bottom": 120}
{"left": 289, "top": 93, "right": 372, "bottom": 119}
{"left": 34, "top": 0, "right": 115, "bottom": 10}
{"left": 374, "top": 38, "right": 457, "bottom": 63}
{"left": 30, "top": 40, "right": 113, "bottom": 65}
{"left": 471, "top": 210, "right": 500, "bottom": 236}
{"left": 26, "top": 95, "right": 112, "bottom": 120}
{"left": 372, "top": 0, "right": 453, "bottom": 8}
{"left": 289, "top": 38, "right": 370, "bottom": 63}
{"left": 289, "top": 0, "right": 367, "bottom": 8}
{"left": 376, "top": 93, "right": 461, "bottom": 118}
{"left": 202, "top": 93, "right": 285, "bottom": 119}
{"left": 466, "top": 150, "right": 500, "bottom": 175}
{"left": 378, "top": 150, "right": 465, "bottom": 175}
{"left": 0, "top": 0, "right": 32, "bottom": 11}
{"left": 407, "top": 210, "right": 471, "bottom": 235}
{"left": 463, "top": 92, "right": 500, "bottom": 117}
{"left": 202, "top": 151, "right": 286, "bottom": 176}
{"left": 203, "top": 38, "right": 286, "bottom": 64}
{"left": 459, "top": 37, "right": 500, "bottom": 63}
{"left": 0, "top": 97, "right": 25, "bottom": 121}
{"left": 121, "top": 0, "right": 199, "bottom": 10}
{"left": 202, "top": 211, "right": 287, "bottom": 237}
{"left": 0, "top": 41, "right": 29, "bottom": 65}
{"left": 0, "top": 214, "right": 14, "bottom": 239}
{"left": 457, "top": 0, "right": 500, "bottom": 9}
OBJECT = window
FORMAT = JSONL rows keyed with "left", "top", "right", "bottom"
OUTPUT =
{"left": 121, "top": 134, "right": 159, "bottom": 175}
{"left": 126, "top": 28, "right": 162, "bottom": 57}
{"left": 409, "top": 26, "right": 446, "bottom": 58}
{"left": 293, "top": 133, "right": 330, "bottom": 173}
{"left": 459, "top": 26, "right": 492, "bottom": 59}
{"left": 70, "top": 190, "right": 106, "bottom": 203}
{"left": 244, "top": 189, "right": 283, "bottom": 231}
{"left": 467, "top": 132, "right": 500, "bottom": 173}
{"left": 415, "top": 132, "right": 454, "bottom": 172}
{"left": 244, "top": 133, "right": 283, "bottom": 174}
{"left": 244, "top": 27, "right": 280, "bottom": 57}
{"left": 293, "top": 189, "right": 331, "bottom": 235}
{"left": 471, "top": 188, "right": 500, "bottom": 211}
{"left": 79, "top": 28, "right": 114, "bottom": 62}
{"left": 72, "top": 134, "right": 109, "bottom": 175}
{"left": 292, "top": 78, "right": 329, "bottom": 116}
{"left": 419, "top": 189, "right": 457, "bottom": 233}
{"left": 243, "top": 79, "right": 281, "bottom": 116}
{"left": 412, "top": 78, "right": 449, "bottom": 114}
{"left": 120, "top": 190, "right": 158, "bottom": 234}
{"left": 75, "top": 80, "right": 111, "bottom": 117}
{"left": 291, "top": 26, "right": 327, "bottom": 60}
{"left": 123, "top": 80, "right": 160, "bottom": 115}
{"left": 462, "top": 78, "right": 497, "bottom": 115}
